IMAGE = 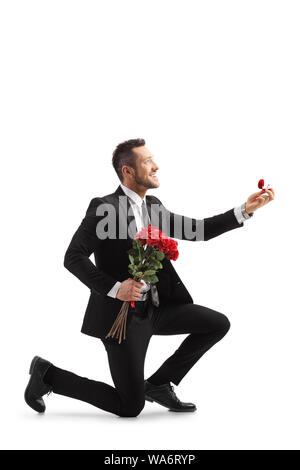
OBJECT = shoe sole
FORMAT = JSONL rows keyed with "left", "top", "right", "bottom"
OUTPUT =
{"left": 145, "top": 394, "right": 196, "bottom": 412}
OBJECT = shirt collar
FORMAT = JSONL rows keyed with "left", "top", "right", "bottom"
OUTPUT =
{"left": 120, "top": 183, "right": 146, "bottom": 208}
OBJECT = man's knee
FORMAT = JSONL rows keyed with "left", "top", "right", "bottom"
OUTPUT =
{"left": 118, "top": 397, "right": 145, "bottom": 418}
{"left": 218, "top": 313, "right": 231, "bottom": 334}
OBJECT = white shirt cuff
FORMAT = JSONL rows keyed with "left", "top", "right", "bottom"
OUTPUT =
{"left": 234, "top": 205, "right": 245, "bottom": 224}
{"left": 234, "top": 203, "right": 253, "bottom": 224}
{"left": 107, "top": 281, "right": 122, "bottom": 298}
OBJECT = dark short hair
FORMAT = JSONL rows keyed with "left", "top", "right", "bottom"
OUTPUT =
{"left": 112, "top": 138, "right": 145, "bottom": 182}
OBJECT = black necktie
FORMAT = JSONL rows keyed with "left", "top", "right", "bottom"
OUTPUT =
{"left": 141, "top": 200, "right": 160, "bottom": 307}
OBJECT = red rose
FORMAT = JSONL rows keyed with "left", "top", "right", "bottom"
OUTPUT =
{"left": 134, "top": 224, "right": 179, "bottom": 260}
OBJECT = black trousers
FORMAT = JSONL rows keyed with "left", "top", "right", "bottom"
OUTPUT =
{"left": 44, "top": 299, "right": 230, "bottom": 417}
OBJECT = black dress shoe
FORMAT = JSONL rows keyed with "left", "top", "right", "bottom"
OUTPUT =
{"left": 144, "top": 380, "right": 196, "bottom": 412}
{"left": 24, "top": 356, "right": 53, "bottom": 413}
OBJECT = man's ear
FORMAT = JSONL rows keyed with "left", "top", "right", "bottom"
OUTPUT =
{"left": 122, "top": 165, "right": 134, "bottom": 180}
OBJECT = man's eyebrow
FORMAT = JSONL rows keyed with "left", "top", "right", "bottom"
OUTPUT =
{"left": 143, "top": 156, "right": 154, "bottom": 161}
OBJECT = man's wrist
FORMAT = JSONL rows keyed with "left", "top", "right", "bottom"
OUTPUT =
{"left": 242, "top": 202, "right": 253, "bottom": 218}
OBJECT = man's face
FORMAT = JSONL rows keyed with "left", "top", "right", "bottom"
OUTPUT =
{"left": 131, "top": 146, "right": 160, "bottom": 189}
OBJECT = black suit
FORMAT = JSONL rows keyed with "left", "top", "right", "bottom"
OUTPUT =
{"left": 63, "top": 184, "right": 243, "bottom": 340}
{"left": 44, "top": 185, "right": 244, "bottom": 416}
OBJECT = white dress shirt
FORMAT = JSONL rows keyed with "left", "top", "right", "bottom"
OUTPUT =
{"left": 107, "top": 184, "right": 252, "bottom": 298}
{"left": 107, "top": 183, "right": 151, "bottom": 298}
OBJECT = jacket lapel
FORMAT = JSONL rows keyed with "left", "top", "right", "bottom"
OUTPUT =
{"left": 114, "top": 185, "right": 138, "bottom": 238}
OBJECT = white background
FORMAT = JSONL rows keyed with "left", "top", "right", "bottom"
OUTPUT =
{"left": 1, "top": 0, "right": 299, "bottom": 450}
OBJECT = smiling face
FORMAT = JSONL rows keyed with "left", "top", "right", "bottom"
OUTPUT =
{"left": 130, "top": 145, "right": 160, "bottom": 189}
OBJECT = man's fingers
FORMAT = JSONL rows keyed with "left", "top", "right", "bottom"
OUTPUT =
{"left": 260, "top": 189, "right": 273, "bottom": 202}
{"left": 133, "top": 286, "right": 143, "bottom": 295}
{"left": 132, "top": 294, "right": 141, "bottom": 301}
{"left": 247, "top": 186, "right": 275, "bottom": 213}
{"left": 249, "top": 187, "right": 275, "bottom": 203}
{"left": 134, "top": 287, "right": 143, "bottom": 293}
{"left": 269, "top": 187, "right": 275, "bottom": 197}
{"left": 258, "top": 188, "right": 274, "bottom": 199}
{"left": 248, "top": 189, "right": 266, "bottom": 202}
{"left": 255, "top": 196, "right": 265, "bottom": 206}
{"left": 127, "top": 278, "right": 143, "bottom": 285}
{"left": 255, "top": 189, "right": 266, "bottom": 196}
{"left": 133, "top": 280, "right": 143, "bottom": 287}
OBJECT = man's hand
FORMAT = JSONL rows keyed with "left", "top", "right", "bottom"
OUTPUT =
{"left": 245, "top": 188, "right": 275, "bottom": 214}
{"left": 116, "top": 278, "right": 144, "bottom": 302}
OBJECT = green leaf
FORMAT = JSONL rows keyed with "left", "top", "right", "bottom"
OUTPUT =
{"left": 128, "top": 265, "right": 137, "bottom": 274}
{"left": 135, "top": 271, "right": 143, "bottom": 278}
{"left": 145, "top": 262, "right": 153, "bottom": 268}
{"left": 129, "top": 254, "right": 135, "bottom": 264}
{"left": 135, "top": 239, "right": 142, "bottom": 261}
{"left": 128, "top": 248, "right": 138, "bottom": 257}
{"left": 148, "top": 275, "right": 159, "bottom": 283}
{"left": 152, "top": 260, "right": 163, "bottom": 269}
{"left": 141, "top": 261, "right": 150, "bottom": 269}
{"left": 156, "top": 250, "right": 165, "bottom": 260}
{"left": 144, "top": 270, "right": 156, "bottom": 276}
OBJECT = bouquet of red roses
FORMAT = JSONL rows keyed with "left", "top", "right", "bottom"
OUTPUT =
{"left": 105, "top": 225, "right": 179, "bottom": 343}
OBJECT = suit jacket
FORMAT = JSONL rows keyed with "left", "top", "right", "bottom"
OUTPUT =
{"left": 63, "top": 184, "right": 244, "bottom": 340}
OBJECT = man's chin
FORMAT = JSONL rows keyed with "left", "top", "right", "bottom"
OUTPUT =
{"left": 148, "top": 180, "right": 160, "bottom": 189}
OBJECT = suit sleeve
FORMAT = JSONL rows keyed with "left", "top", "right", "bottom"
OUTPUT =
{"left": 63, "top": 198, "right": 118, "bottom": 295}
{"left": 152, "top": 196, "right": 244, "bottom": 241}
